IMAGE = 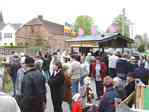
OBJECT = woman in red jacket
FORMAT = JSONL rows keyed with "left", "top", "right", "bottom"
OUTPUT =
{"left": 90, "top": 57, "right": 104, "bottom": 99}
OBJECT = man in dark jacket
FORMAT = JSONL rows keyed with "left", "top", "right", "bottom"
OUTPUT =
{"left": 48, "top": 61, "right": 65, "bottom": 112}
{"left": 21, "top": 57, "right": 46, "bottom": 112}
{"left": 124, "top": 72, "right": 135, "bottom": 107}
{"left": 116, "top": 54, "right": 129, "bottom": 80}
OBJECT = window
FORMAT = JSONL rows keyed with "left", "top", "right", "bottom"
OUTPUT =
{"left": 4, "top": 43, "right": 7, "bottom": 46}
{"left": 4, "top": 33, "right": 12, "bottom": 38}
{"left": 10, "top": 43, "right": 13, "bottom": 46}
{"left": 25, "top": 42, "right": 29, "bottom": 46}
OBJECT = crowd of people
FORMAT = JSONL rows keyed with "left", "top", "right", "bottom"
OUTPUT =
{"left": 0, "top": 49, "right": 149, "bottom": 112}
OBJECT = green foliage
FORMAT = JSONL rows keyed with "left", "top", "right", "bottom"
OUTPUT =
{"left": 113, "top": 9, "right": 130, "bottom": 38}
{"left": 135, "top": 33, "right": 149, "bottom": 50}
{"left": 0, "top": 46, "right": 24, "bottom": 48}
{"left": 74, "top": 15, "right": 94, "bottom": 35}
{"left": 138, "top": 44, "right": 145, "bottom": 52}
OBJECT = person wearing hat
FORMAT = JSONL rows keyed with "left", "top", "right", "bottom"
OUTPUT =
{"left": 20, "top": 57, "right": 46, "bottom": 112}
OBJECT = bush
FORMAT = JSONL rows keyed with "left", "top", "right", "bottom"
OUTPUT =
{"left": 138, "top": 44, "right": 145, "bottom": 52}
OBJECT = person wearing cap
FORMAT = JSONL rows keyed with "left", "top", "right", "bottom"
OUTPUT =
{"left": 21, "top": 57, "right": 46, "bottom": 112}
{"left": 99, "top": 76, "right": 119, "bottom": 112}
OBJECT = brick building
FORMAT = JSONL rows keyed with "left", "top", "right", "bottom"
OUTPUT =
{"left": 16, "top": 15, "right": 65, "bottom": 49}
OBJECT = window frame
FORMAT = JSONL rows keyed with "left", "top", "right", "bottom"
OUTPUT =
{"left": 4, "top": 33, "right": 12, "bottom": 38}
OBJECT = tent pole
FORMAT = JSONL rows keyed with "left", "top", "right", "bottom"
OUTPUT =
{"left": 122, "top": 47, "right": 124, "bottom": 53}
{"left": 102, "top": 47, "right": 104, "bottom": 54}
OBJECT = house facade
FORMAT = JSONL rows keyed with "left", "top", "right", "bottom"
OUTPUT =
{"left": 16, "top": 15, "right": 66, "bottom": 49}
{"left": 0, "top": 12, "right": 21, "bottom": 46}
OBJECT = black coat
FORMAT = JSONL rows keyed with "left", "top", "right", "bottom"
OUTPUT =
{"left": 116, "top": 59, "right": 130, "bottom": 74}
{"left": 48, "top": 70, "right": 65, "bottom": 102}
{"left": 21, "top": 67, "right": 46, "bottom": 112}
{"left": 125, "top": 81, "right": 135, "bottom": 97}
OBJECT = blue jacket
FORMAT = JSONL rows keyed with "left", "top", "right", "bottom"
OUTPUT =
{"left": 100, "top": 86, "right": 119, "bottom": 112}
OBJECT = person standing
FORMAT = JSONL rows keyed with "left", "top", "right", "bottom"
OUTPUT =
{"left": 0, "top": 90, "right": 21, "bottom": 112}
{"left": 63, "top": 65, "right": 72, "bottom": 112}
{"left": 21, "top": 57, "right": 46, "bottom": 112}
{"left": 9, "top": 52, "right": 21, "bottom": 96}
{"left": 124, "top": 73, "right": 136, "bottom": 107}
{"left": 49, "top": 53, "right": 58, "bottom": 76}
{"left": 48, "top": 61, "right": 65, "bottom": 112}
{"left": 42, "top": 54, "right": 50, "bottom": 82}
{"left": 70, "top": 55, "right": 82, "bottom": 95}
{"left": 116, "top": 53, "right": 129, "bottom": 81}
{"left": 15, "top": 56, "right": 26, "bottom": 108}
{"left": 90, "top": 58, "right": 103, "bottom": 99}
{"left": 108, "top": 52, "right": 119, "bottom": 78}
{"left": 99, "top": 76, "right": 119, "bottom": 112}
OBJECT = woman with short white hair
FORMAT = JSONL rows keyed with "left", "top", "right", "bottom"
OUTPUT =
{"left": 0, "top": 78, "right": 20, "bottom": 112}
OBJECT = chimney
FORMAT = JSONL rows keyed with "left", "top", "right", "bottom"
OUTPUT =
{"left": 38, "top": 15, "right": 43, "bottom": 20}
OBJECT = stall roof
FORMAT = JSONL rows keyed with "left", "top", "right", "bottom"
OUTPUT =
{"left": 66, "top": 33, "right": 133, "bottom": 48}
{"left": 66, "top": 33, "right": 133, "bottom": 43}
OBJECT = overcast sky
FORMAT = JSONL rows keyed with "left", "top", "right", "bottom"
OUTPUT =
{"left": 0, "top": 0, "right": 149, "bottom": 36}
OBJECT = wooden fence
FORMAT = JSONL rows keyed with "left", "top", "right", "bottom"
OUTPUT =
{"left": 0, "top": 48, "right": 68, "bottom": 56}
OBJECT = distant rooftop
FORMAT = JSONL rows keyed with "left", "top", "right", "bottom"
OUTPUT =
{"left": 26, "top": 15, "right": 64, "bottom": 35}
{"left": 0, "top": 12, "right": 22, "bottom": 31}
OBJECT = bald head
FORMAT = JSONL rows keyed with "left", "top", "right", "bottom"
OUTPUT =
{"left": 103, "top": 76, "right": 113, "bottom": 87}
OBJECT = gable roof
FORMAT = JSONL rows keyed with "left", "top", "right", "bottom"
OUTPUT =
{"left": 10, "top": 23, "right": 22, "bottom": 30}
{"left": 0, "top": 23, "right": 22, "bottom": 31}
{"left": 25, "top": 16, "right": 64, "bottom": 35}
{"left": 66, "top": 33, "right": 133, "bottom": 48}
{"left": 43, "top": 20, "right": 64, "bottom": 35}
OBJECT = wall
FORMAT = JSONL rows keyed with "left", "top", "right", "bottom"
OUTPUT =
{"left": 0, "top": 24, "right": 16, "bottom": 46}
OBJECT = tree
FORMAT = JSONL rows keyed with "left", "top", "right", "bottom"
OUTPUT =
{"left": 135, "top": 33, "right": 149, "bottom": 52}
{"left": 113, "top": 8, "right": 131, "bottom": 38}
{"left": 138, "top": 44, "right": 145, "bottom": 52}
{"left": 74, "top": 15, "right": 94, "bottom": 35}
